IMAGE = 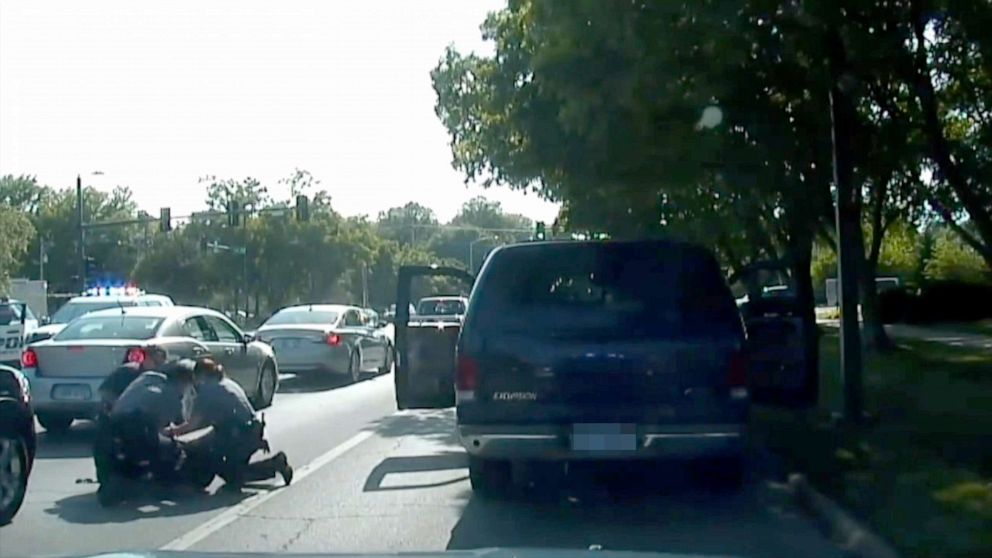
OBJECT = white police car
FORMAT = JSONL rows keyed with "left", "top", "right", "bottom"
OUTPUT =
{"left": 26, "top": 285, "right": 174, "bottom": 344}
{"left": 0, "top": 299, "right": 39, "bottom": 368}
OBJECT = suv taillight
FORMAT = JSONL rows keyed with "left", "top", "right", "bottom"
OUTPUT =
{"left": 21, "top": 348, "right": 38, "bottom": 368}
{"left": 727, "top": 351, "right": 748, "bottom": 399}
{"left": 456, "top": 355, "right": 479, "bottom": 402}
{"left": 126, "top": 347, "right": 146, "bottom": 364}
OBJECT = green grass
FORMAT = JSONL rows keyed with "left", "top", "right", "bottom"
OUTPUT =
{"left": 752, "top": 331, "right": 992, "bottom": 558}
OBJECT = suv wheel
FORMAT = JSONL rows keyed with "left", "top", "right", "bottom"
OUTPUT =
{"left": 468, "top": 456, "right": 511, "bottom": 497}
{"left": 37, "top": 413, "right": 73, "bottom": 434}
{"left": 697, "top": 455, "right": 745, "bottom": 491}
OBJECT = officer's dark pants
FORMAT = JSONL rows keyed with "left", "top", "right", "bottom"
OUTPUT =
{"left": 100, "top": 411, "right": 183, "bottom": 483}
{"left": 183, "top": 422, "right": 281, "bottom": 488}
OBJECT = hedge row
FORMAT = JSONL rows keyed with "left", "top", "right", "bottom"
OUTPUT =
{"left": 879, "top": 281, "right": 992, "bottom": 324}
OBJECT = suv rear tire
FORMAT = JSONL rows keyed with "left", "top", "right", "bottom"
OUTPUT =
{"left": 468, "top": 456, "right": 511, "bottom": 497}
{"left": 697, "top": 455, "right": 745, "bottom": 490}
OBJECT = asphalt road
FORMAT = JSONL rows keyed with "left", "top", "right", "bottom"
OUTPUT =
{"left": 3, "top": 372, "right": 844, "bottom": 558}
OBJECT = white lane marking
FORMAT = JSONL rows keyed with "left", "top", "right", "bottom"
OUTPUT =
{"left": 159, "top": 427, "right": 377, "bottom": 551}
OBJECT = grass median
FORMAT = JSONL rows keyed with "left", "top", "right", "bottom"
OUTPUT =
{"left": 752, "top": 330, "right": 992, "bottom": 558}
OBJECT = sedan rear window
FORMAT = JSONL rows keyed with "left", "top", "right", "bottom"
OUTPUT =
{"left": 264, "top": 309, "right": 339, "bottom": 325}
{"left": 471, "top": 243, "right": 741, "bottom": 338}
{"left": 54, "top": 316, "right": 164, "bottom": 341}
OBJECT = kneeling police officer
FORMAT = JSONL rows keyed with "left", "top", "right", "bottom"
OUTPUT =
{"left": 166, "top": 358, "right": 292, "bottom": 491}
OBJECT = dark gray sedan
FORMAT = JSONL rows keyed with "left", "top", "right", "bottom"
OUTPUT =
{"left": 21, "top": 306, "right": 279, "bottom": 433}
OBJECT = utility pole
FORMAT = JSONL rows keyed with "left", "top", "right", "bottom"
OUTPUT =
{"left": 827, "top": 30, "right": 864, "bottom": 423}
{"left": 76, "top": 175, "right": 86, "bottom": 291}
{"left": 38, "top": 238, "right": 47, "bottom": 281}
{"left": 361, "top": 263, "right": 369, "bottom": 308}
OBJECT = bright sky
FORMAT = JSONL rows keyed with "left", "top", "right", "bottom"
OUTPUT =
{"left": 0, "top": 1, "right": 559, "bottom": 223}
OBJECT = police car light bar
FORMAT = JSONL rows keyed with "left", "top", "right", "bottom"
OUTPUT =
{"left": 83, "top": 282, "right": 145, "bottom": 297}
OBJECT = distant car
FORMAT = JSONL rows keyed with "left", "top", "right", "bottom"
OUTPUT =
{"left": 255, "top": 304, "right": 393, "bottom": 381}
{"left": 455, "top": 240, "right": 756, "bottom": 494}
{"left": 27, "top": 292, "right": 174, "bottom": 344}
{"left": 0, "top": 364, "right": 35, "bottom": 525}
{"left": 0, "top": 299, "right": 40, "bottom": 368}
{"left": 21, "top": 305, "right": 277, "bottom": 433}
{"left": 415, "top": 296, "right": 468, "bottom": 322}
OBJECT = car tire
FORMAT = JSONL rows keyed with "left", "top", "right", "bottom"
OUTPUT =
{"left": 348, "top": 351, "right": 362, "bottom": 383}
{"left": 252, "top": 361, "right": 278, "bottom": 410}
{"left": 0, "top": 434, "right": 30, "bottom": 525}
{"left": 378, "top": 344, "right": 394, "bottom": 375}
{"left": 37, "top": 412, "right": 73, "bottom": 434}
{"left": 468, "top": 456, "right": 511, "bottom": 497}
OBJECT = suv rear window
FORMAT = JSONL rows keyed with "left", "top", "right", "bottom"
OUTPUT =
{"left": 470, "top": 243, "right": 741, "bottom": 338}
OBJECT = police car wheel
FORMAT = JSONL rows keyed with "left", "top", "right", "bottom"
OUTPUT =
{"left": 37, "top": 413, "right": 73, "bottom": 434}
{"left": 0, "top": 435, "right": 29, "bottom": 525}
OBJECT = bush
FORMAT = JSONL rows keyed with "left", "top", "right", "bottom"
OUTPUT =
{"left": 916, "top": 281, "right": 992, "bottom": 323}
{"left": 882, "top": 281, "right": 992, "bottom": 324}
{"left": 879, "top": 287, "right": 914, "bottom": 324}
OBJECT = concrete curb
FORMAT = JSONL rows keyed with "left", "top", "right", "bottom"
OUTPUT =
{"left": 789, "top": 474, "right": 900, "bottom": 558}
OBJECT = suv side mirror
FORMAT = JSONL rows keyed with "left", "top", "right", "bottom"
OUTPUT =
{"left": 40, "top": 316, "right": 51, "bottom": 325}
{"left": 243, "top": 332, "right": 255, "bottom": 344}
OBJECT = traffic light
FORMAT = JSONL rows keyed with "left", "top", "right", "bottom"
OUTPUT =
{"left": 295, "top": 195, "right": 310, "bottom": 221}
{"left": 159, "top": 207, "right": 172, "bottom": 232}
{"left": 534, "top": 221, "right": 546, "bottom": 241}
{"left": 227, "top": 201, "right": 240, "bottom": 227}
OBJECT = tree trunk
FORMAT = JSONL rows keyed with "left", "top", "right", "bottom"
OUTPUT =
{"left": 908, "top": 0, "right": 992, "bottom": 269}
{"left": 787, "top": 232, "right": 820, "bottom": 407}
{"left": 856, "top": 242, "right": 894, "bottom": 351}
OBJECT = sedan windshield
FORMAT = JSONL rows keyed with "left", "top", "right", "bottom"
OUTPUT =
{"left": 264, "top": 309, "right": 339, "bottom": 326}
{"left": 51, "top": 301, "right": 137, "bottom": 324}
{"left": 54, "top": 316, "right": 163, "bottom": 340}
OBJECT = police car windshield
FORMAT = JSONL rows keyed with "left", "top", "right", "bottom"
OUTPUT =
{"left": 264, "top": 309, "right": 339, "bottom": 325}
{"left": 54, "top": 315, "right": 163, "bottom": 341}
{"left": 51, "top": 300, "right": 137, "bottom": 324}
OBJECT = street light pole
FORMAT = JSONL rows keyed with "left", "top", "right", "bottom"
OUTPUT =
{"left": 76, "top": 175, "right": 86, "bottom": 291}
{"left": 827, "top": 30, "right": 864, "bottom": 423}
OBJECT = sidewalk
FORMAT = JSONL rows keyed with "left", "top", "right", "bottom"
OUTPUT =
{"left": 818, "top": 318, "right": 992, "bottom": 350}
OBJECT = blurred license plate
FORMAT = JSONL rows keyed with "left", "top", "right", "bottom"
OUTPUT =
{"left": 572, "top": 423, "right": 636, "bottom": 451}
{"left": 52, "top": 384, "right": 92, "bottom": 401}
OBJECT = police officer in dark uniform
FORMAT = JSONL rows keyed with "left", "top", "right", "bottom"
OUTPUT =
{"left": 166, "top": 358, "right": 292, "bottom": 491}
{"left": 98, "top": 345, "right": 169, "bottom": 413}
{"left": 96, "top": 360, "right": 197, "bottom": 505}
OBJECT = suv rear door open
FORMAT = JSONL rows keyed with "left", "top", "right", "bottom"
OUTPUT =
{"left": 730, "top": 260, "right": 818, "bottom": 408}
{"left": 394, "top": 265, "right": 474, "bottom": 409}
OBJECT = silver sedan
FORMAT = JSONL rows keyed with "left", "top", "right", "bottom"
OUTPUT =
{"left": 254, "top": 304, "right": 393, "bottom": 382}
{"left": 21, "top": 306, "right": 279, "bottom": 433}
